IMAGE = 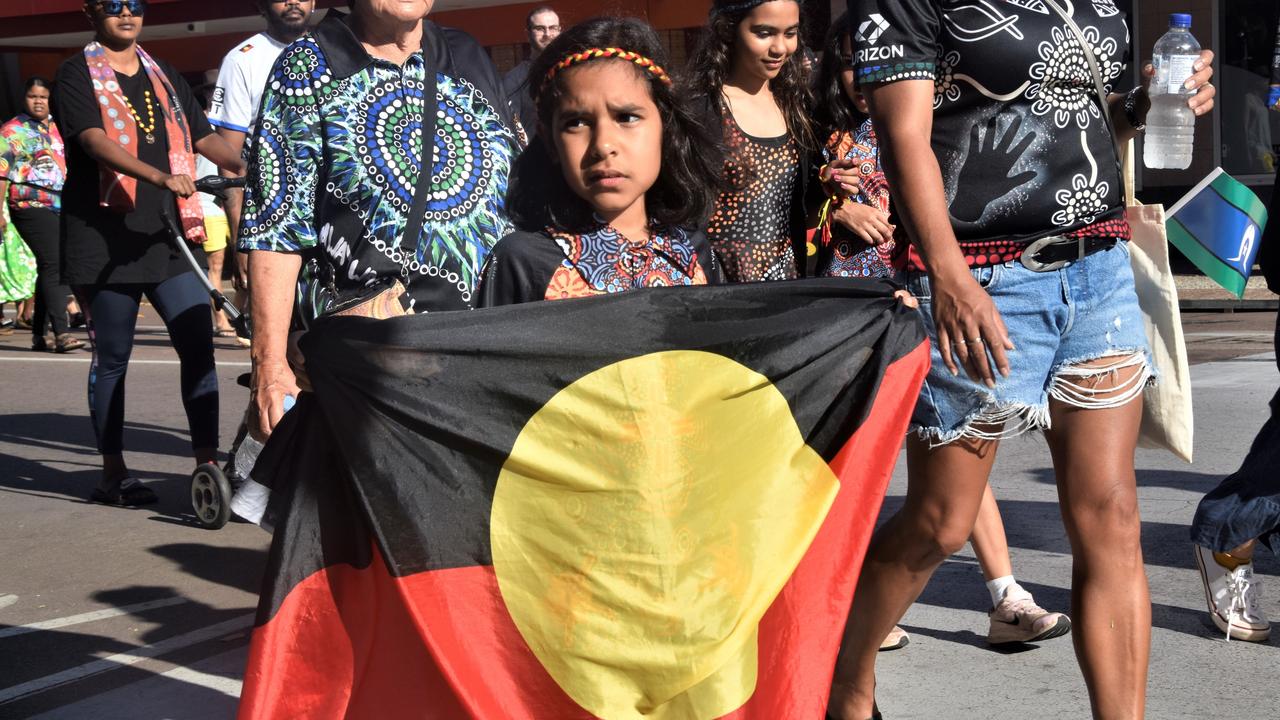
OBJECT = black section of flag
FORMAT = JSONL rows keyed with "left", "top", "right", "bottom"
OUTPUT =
{"left": 253, "top": 278, "right": 924, "bottom": 606}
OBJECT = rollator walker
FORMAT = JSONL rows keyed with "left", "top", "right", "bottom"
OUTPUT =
{"left": 161, "top": 175, "right": 250, "bottom": 529}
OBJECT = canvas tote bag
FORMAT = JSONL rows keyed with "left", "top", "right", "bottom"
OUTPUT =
{"left": 1046, "top": 0, "right": 1194, "bottom": 461}
{"left": 1122, "top": 142, "right": 1194, "bottom": 462}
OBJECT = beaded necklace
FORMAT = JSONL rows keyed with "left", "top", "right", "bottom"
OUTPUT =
{"left": 122, "top": 89, "right": 157, "bottom": 144}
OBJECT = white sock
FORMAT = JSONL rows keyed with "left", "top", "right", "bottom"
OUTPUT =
{"left": 987, "top": 575, "right": 1018, "bottom": 607}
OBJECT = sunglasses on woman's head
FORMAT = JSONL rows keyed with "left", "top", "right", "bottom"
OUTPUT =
{"left": 92, "top": 0, "right": 147, "bottom": 16}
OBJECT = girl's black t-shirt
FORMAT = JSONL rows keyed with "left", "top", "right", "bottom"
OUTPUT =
{"left": 55, "top": 53, "right": 213, "bottom": 286}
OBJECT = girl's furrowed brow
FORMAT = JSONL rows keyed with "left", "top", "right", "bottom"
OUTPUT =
{"left": 607, "top": 102, "right": 647, "bottom": 114}
{"left": 555, "top": 106, "right": 588, "bottom": 120}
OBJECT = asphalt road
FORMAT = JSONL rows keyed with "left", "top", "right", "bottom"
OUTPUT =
{"left": 0, "top": 309, "right": 1275, "bottom": 719}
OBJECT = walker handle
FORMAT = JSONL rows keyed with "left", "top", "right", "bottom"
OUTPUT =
{"left": 195, "top": 176, "right": 246, "bottom": 195}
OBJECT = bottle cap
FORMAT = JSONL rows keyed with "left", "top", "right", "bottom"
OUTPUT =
{"left": 1169, "top": 13, "right": 1192, "bottom": 28}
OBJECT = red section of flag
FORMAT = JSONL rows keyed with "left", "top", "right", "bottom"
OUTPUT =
{"left": 238, "top": 343, "right": 928, "bottom": 719}
{"left": 236, "top": 552, "right": 471, "bottom": 719}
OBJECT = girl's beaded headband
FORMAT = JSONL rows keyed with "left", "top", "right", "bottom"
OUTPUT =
{"left": 541, "top": 47, "right": 674, "bottom": 97}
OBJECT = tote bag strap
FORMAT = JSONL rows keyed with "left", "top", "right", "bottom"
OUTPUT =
{"left": 1042, "top": 0, "right": 1135, "bottom": 207}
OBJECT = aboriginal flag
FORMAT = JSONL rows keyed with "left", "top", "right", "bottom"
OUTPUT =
{"left": 238, "top": 278, "right": 928, "bottom": 720}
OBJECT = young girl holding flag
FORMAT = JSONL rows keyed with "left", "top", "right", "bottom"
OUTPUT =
{"left": 478, "top": 17, "right": 724, "bottom": 305}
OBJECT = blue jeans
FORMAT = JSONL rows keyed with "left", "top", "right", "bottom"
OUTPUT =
{"left": 1190, "top": 312, "right": 1280, "bottom": 552}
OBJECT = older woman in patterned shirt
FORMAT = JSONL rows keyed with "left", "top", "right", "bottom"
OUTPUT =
{"left": 241, "top": 0, "right": 519, "bottom": 440}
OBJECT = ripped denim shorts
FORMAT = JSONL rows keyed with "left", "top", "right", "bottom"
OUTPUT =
{"left": 902, "top": 241, "right": 1155, "bottom": 445}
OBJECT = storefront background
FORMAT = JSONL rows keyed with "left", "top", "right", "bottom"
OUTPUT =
{"left": 1132, "top": 0, "right": 1277, "bottom": 205}
{"left": 1, "top": 0, "right": 1272, "bottom": 205}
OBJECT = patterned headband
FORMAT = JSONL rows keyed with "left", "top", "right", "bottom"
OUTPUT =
{"left": 541, "top": 47, "right": 674, "bottom": 97}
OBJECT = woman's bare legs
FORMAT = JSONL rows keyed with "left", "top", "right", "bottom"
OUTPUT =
{"left": 1045, "top": 357, "right": 1149, "bottom": 719}
{"left": 970, "top": 484, "right": 1013, "bottom": 582}
{"left": 828, "top": 436, "right": 999, "bottom": 719}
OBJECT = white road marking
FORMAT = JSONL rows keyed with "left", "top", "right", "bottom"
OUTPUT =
{"left": 0, "top": 614, "right": 253, "bottom": 705}
{"left": 0, "top": 357, "right": 251, "bottom": 367}
{"left": 0, "top": 594, "right": 17, "bottom": 611}
{"left": 0, "top": 597, "right": 188, "bottom": 639}
{"left": 148, "top": 664, "right": 242, "bottom": 697}
{"left": 26, "top": 648, "right": 246, "bottom": 720}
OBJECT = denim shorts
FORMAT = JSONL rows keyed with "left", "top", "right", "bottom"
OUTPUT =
{"left": 903, "top": 241, "right": 1155, "bottom": 444}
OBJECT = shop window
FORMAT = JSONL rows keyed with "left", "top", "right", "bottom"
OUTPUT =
{"left": 1220, "top": 3, "right": 1279, "bottom": 178}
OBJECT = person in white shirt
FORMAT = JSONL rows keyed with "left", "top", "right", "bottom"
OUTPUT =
{"left": 208, "top": 0, "right": 314, "bottom": 309}
{"left": 195, "top": 78, "right": 240, "bottom": 341}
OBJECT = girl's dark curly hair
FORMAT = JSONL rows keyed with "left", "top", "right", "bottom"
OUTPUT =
{"left": 814, "top": 12, "right": 863, "bottom": 144}
{"left": 505, "top": 17, "right": 724, "bottom": 234}
{"left": 685, "top": 0, "right": 816, "bottom": 152}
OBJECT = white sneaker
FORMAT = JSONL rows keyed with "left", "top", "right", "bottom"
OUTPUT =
{"left": 878, "top": 624, "right": 910, "bottom": 651}
{"left": 1194, "top": 545, "right": 1270, "bottom": 642}
{"left": 987, "top": 585, "right": 1071, "bottom": 645}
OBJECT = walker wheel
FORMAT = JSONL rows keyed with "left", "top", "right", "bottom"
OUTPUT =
{"left": 191, "top": 463, "right": 233, "bottom": 529}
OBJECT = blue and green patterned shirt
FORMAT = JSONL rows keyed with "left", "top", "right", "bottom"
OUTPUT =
{"left": 239, "top": 11, "right": 517, "bottom": 313}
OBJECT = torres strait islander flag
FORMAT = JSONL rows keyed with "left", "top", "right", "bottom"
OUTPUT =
{"left": 238, "top": 279, "right": 929, "bottom": 720}
{"left": 1166, "top": 168, "right": 1270, "bottom": 298}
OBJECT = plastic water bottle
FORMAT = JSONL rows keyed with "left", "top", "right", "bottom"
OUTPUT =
{"left": 228, "top": 395, "right": 295, "bottom": 528}
{"left": 231, "top": 394, "right": 296, "bottom": 479}
{"left": 1144, "top": 13, "right": 1200, "bottom": 170}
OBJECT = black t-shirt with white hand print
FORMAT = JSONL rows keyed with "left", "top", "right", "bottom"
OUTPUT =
{"left": 848, "top": 0, "right": 1130, "bottom": 265}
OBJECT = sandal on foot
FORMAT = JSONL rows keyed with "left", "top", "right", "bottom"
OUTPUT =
{"left": 90, "top": 478, "right": 158, "bottom": 506}
{"left": 55, "top": 334, "right": 85, "bottom": 353}
{"left": 214, "top": 327, "right": 238, "bottom": 338}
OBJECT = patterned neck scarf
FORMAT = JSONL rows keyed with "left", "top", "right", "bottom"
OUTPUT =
{"left": 83, "top": 41, "right": 205, "bottom": 242}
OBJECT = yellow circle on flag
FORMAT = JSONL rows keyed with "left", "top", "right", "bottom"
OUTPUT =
{"left": 491, "top": 350, "right": 839, "bottom": 719}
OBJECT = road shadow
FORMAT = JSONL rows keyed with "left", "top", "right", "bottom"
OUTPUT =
{"left": 147, "top": 544, "right": 267, "bottom": 596}
{"left": 896, "top": 624, "right": 1042, "bottom": 654}
{"left": 0, "top": 583, "right": 259, "bottom": 718}
{"left": 1023, "top": 466, "right": 1234, "bottom": 493}
{"left": 0, "top": 410, "right": 214, "bottom": 525}
{"left": 0, "top": 450, "right": 203, "bottom": 527}
{"left": 908, "top": 561, "right": 1274, "bottom": 646}
{"left": 872, "top": 496, "right": 1280, "bottom": 645}
{"left": 0, "top": 413, "right": 195, "bottom": 460}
